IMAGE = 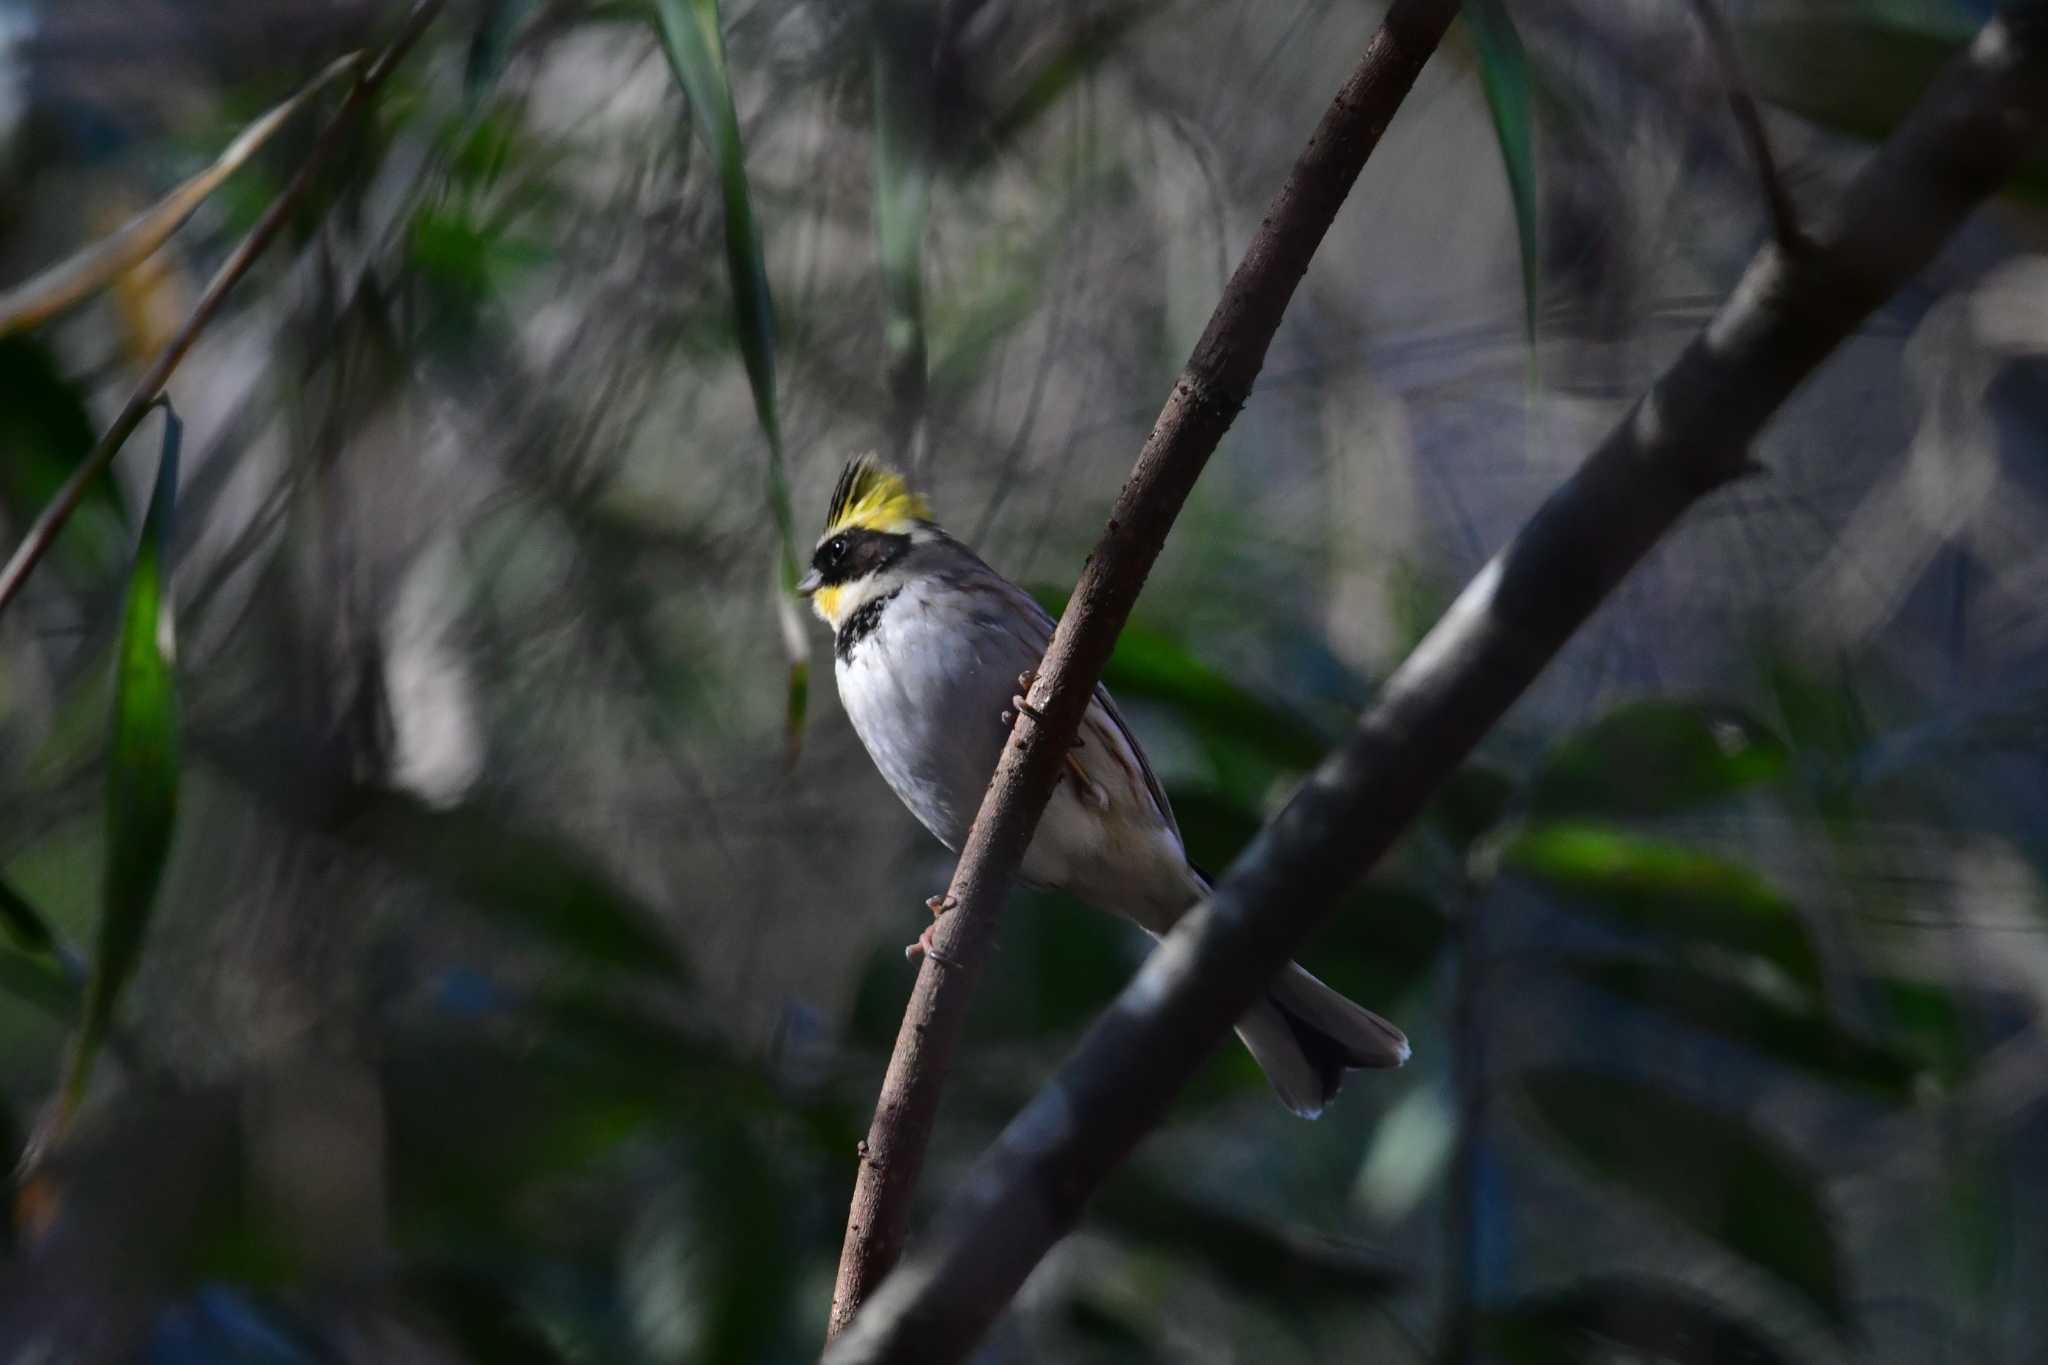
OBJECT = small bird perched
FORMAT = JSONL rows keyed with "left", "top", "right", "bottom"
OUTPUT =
{"left": 797, "top": 456, "right": 1408, "bottom": 1117}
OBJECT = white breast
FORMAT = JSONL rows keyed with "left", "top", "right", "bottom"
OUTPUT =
{"left": 835, "top": 577, "right": 1017, "bottom": 852}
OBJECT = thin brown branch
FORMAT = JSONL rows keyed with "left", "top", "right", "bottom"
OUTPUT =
{"left": 823, "top": 9, "right": 2048, "bottom": 1363}
{"left": 0, "top": 0, "right": 446, "bottom": 621}
{"left": 822, "top": 0, "right": 1461, "bottom": 1342}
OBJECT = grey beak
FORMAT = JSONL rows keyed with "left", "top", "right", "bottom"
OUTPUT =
{"left": 795, "top": 568, "right": 823, "bottom": 597}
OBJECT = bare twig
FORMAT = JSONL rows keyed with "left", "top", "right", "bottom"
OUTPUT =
{"left": 0, "top": 0, "right": 446, "bottom": 621}
{"left": 823, "top": 0, "right": 1461, "bottom": 1341}
{"left": 1687, "top": 0, "right": 1803, "bottom": 249}
{"left": 824, "top": 11, "right": 2048, "bottom": 1362}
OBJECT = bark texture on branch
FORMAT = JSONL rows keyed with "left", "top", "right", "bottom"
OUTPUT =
{"left": 822, "top": 0, "right": 1461, "bottom": 1340}
{"left": 824, "top": 10, "right": 2048, "bottom": 1363}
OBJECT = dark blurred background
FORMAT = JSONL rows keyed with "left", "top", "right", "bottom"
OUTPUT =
{"left": 0, "top": 0, "right": 2043, "bottom": 1361}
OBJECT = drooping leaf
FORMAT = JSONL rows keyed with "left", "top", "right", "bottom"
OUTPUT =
{"left": 1499, "top": 823, "right": 1821, "bottom": 988}
{"left": 1562, "top": 956, "right": 1920, "bottom": 1099}
{"left": 1484, "top": 1278, "right": 1795, "bottom": 1365}
{"left": 464, "top": 0, "right": 546, "bottom": 100}
{"left": 0, "top": 336, "right": 125, "bottom": 586}
{"left": 1354, "top": 1079, "right": 1457, "bottom": 1224}
{"left": 1518, "top": 1070, "right": 1847, "bottom": 1328}
{"left": 67, "top": 401, "right": 183, "bottom": 1114}
{"left": 0, "top": 874, "right": 59, "bottom": 958}
{"left": 872, "top": 1, "right": 935, "bottom": 463}
{"left": 1465, "top": 0, "right": 1539, "bottom": 340}
{"left": 350, "top": 793, "right": 691, "bottom": 983}
{"left": 1528, "top": 702, "right": 1790, "bottom": 819}
{"left": 650, "top": 0, "right": 808, "bottom": 756}
{"left": 0, "top": 54, "right": 364, "bottom": 339}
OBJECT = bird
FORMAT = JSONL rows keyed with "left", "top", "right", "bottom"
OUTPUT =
{"left": 796, "top": 455, "right": 1408, "bottom": 1117}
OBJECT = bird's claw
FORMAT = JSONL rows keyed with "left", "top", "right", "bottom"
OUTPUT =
{"left": 926, "top": 893, "right": 957, "bottom": 917}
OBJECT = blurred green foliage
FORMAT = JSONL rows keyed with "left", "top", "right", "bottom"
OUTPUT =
{"left": 0, "top": 2, "right": 2038, "bottom": 1363}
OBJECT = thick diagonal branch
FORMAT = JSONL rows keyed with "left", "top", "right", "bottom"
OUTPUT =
{"left": 824, "top": 11, "right": 2048, "bottom": 1363}
{"left": 823, "top": 0, "right": 1460, "bottom": 1340}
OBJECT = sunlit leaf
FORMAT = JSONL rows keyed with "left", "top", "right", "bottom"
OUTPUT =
{"left": 1499, "top": 823, "right": 1821, "bottom": 988}
{"left": 65, "top": 402, "right": 182, "bottom": 1115}
{"left": 1528, "top": 702, "right": 1789, "bottom": 819}
{"left": 0, "top": 54, "right": 364, "bottom": 339}
{"left": 1562, "top": 956, "right": 1919, "bottom": 1099}
{"left": 1354, "top": 1079, "right": 1457, "bottom": 1224}
{"left": 1519, "top": 1070, "right": 1847, "bottom": 1327}
{"left": 350, "top": 794, "right": 690, "bottom": 983}
{"left": 650, "top": 0, "right": 807, "bottom": 758}
{"left": 1465, "top": 0, "right": 1538, "bottom": 340}
{"left": 1484, "top": 1278, "right": 1795, "bottom": 1365}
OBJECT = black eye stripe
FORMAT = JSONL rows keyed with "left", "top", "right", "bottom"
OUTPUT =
{"left": 811, "top": 528, "right": 909, "bottom": 586}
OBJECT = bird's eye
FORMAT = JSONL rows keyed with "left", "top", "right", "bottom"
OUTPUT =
{"left": 828, "top": 537, "right": 848, "bottom": 564}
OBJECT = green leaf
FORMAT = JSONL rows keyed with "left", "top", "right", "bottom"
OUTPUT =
{"left": 350, "top": 793, "right": 690, "bottom": 983}
{"left": 1562, "top": 956, "right": 1920, "bottom": 1099}
{"left": 1025, "top": 594, "right": 1330, "bottom": 772}
{"left": 0, "top": 336, "right": 125, "bottom": 587}
{"left": 1484, "top": 1279, "right": 1796, "bottom": 1365}
{"left": 1465, "top": 0, "right": 1539, "bottom": 340}
{"left": 1499, "top": 823, "right": 1821, "bottom": 989}
{"left": 1735, "top": 17, "right": 2048, "bottom": 206}
{"left": 0, "top": 875, "right": 58, "bottom": 958}
{"left": 67, "top": 401, "right": 183, "bottom": 1113}
{"left": 649, "top": 0, "right": 808, "bottom": 753}
{"left": 1528, "top": 702, "right": 1789, "bottom": 819}
{"left": 464, "top": 0, "right": 545, "bottom": 101}
{"left": 872, "top": 2, "right": 934, "bottom": 461}
{"left": 1518, "top": 1070, "right": 1847, "bottom": 1328}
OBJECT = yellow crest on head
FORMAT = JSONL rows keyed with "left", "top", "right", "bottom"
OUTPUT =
{"left": 823, "top": 455, "right": 931, "bottom": 536}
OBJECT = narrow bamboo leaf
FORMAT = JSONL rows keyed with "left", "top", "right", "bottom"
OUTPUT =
{"left": 351, "top": 793, "right": 691, "bottom": 983}
{"left": 1563, "top": 956, "right": 1920, "bottom": 1099}
{"left": 0, "top": 337, "right": 126, "bottom": 585}
{"left": 1528, "top": 702, "right": 1790, "bottom": 819}
{"left": 1500, "top": 822, "right": 1822, "bottom": 988}
{"left": 1519, "top": 1070, "right": 1847, "bottom": 1328}
{"left": 0, "top": 875, "right": 58, "bottom": 957}
{"left": 0, "top": 54, "right": 363, "bottom": 338}
{"left": 1484, "top": 1279, "right": 1796, "bottom": 1365}
{"left": 0, "top": 947, "right": 82, "bottom": 1025}
{"left": 1465, "top": 0, "right": 1538, "bottom": 339}
{"left": 67, "top": 402, "right": 183, "bottom": 1113}
{"left": 650, "top": 0, "right": 807, "bottom": 753}
{"left": 872, "top": 2, "right": 934, "bottom": 462}
{"left": 464, "top": 0, "right": 545, "bottom": 100}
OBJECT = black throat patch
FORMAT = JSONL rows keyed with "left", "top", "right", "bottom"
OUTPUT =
{"left": 835, "top": 588, "right": 900, "bottom": 662}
